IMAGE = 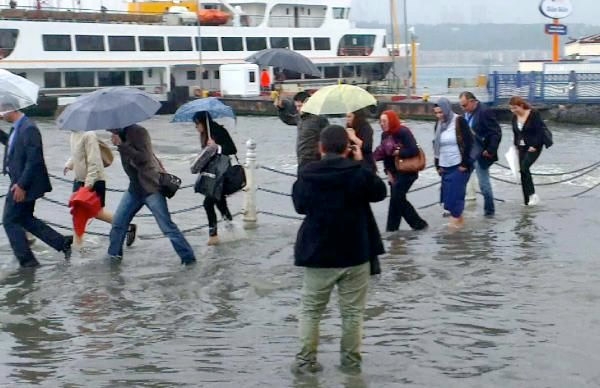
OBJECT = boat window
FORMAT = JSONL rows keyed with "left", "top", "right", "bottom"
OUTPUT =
{"left": 139, "top": 36, "right": 165, "bottom": 52}
{"left": 338, "top": 34, "right": 375, "bottom": 56}
{"left": 108, "top": 36, "right": 136, "bottom": 51}
{"left": 249, "top": 71, "right": 256, "bottom": 83}
{"left": 246, "top": 37, "right": 266, "bottom": 51}
{"left": 168, "top": 36, "right": 193, "bottom": 51}
{"left": 129, "top": 71, "right": 143, "bottom": 85}
{"left": 42, "top": 35, "right": 72, "bottom": 51}
{"left": 292, "top": 37, "right": 311, "bottom": 51}
{"left": 332, "top": 7, "right": 345, "bottom": 19}
{"left": 44, "top": 72, "right": 61, "bottom": 88}
{"left": 65, "top": 71, "right": 94, "bottom": 87}
{"left": 314, "top": 38, "right": 330, "bottom": 51}
{"left": 98, "top": 71, "right": 126, "bottom": 86}
{"left": 202, "top": 70, "right": 209, "bottom": 80}
{"left": 0, "top": 29, "right": 18, "bottom": 59}
{"left": 342, "top": 66, "right": 355, "bottom": 77}
{"left": 324, "top": 67, "right": 340, "bottom": 78}
{"left": 269, "top": 37, "right": 289, "bottom": 49}
{"left": 75, "top": 35, "right": 105, "bottom": 52}
{"left": 195, "top": 37, "right": 219, "bottom": 51}
{"left": 186, "top": 71, "right": 196, "bottom": 80}
{"left": 214, "top": 70, "right": 220, "bottom": 80}
{"left": 221, "top": 37, "right": 243, "bottom": 51}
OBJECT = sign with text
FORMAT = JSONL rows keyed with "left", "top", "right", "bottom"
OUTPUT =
{"left": 545, "top": 23, "right": 568, "bottom": 35}
{"left": 539, "top": 0, "right": 573, "bottom": 19}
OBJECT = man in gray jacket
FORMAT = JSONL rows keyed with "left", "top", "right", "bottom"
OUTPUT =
{"left": 275, "top": 91, "right": 329, "bottom": 170}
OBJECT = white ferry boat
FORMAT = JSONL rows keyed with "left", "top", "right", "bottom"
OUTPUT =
{"left": 0, "top": 0, "right": 393, "bottom": 113}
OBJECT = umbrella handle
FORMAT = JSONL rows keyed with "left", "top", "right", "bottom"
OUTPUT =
{"left": 206, "top": 115, "right": 212, "bottom": 140}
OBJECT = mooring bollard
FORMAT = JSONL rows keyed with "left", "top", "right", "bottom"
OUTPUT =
{"left": 243, "top": 138, "right": 257, "bottom": 229}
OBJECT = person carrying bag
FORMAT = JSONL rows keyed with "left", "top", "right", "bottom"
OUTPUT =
{"left": 191, "top": 111, "right": 238, "bottom": 245}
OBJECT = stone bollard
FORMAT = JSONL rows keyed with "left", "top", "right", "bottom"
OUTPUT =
{"left": 243, "top": 138, "right": 257, "bottom": 229}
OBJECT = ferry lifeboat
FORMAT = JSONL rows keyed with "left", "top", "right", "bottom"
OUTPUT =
{"left": 197, "top": 9, "right": 230, "bottom": 26}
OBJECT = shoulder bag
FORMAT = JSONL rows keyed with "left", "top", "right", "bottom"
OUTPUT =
{"left": 395, "top": 146, "right": 426, "bottom": 173}
{"left": 154, "top": 155, "right": 181, "bottom": 199}
{"left": 98, "top": 140, "right": 114, "bottom": 168}
{"left": 222, "top": 155, "right": 246, "bottom": 195}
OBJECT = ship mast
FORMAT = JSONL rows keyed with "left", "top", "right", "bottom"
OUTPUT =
{"left": 389, "top": 0, "right": 402, "bottom": 94}
{"left": 196, "top": 0, "right": 204, "bottom": 94}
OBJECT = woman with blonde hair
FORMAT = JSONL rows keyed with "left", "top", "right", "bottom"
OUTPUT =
{"left": 509, "top": 96, "right": 546, "bottom": 206}
{"left": 65, "top": 131, "right": 136, "bottom": 249}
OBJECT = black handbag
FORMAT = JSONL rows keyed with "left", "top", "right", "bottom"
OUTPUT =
{"left": 223, "top": 156, "right": 246, "bottom": 195}
{"left": 158, "top": 172, "right": 182, "bottom": 199}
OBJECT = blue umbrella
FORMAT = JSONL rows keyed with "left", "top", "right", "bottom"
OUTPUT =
{"left": 57, "top": 87, "right": 161, "bottom": 131}
{"left": 171, "top": 97, "right": 235, "bottom": 123}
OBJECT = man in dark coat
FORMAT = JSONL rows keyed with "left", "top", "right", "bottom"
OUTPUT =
{"left": 291, "top": 125, "right": 386, "bottom": 374}
{"left": 0, "top": 102, "right": 72, "bottom": 268}
{"left": 275, "top": 91, "right": 329, "bottom": 170}
{"left": 459, "top": 91, "right": 502, "bottom": 216}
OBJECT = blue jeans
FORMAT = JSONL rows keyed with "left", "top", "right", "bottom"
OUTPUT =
{"left": 3, "top": 193, "right": 66, "bottom": 264}
{"left": 475, "top": 160, "right": 495, "bottom": 215}
{"left": 108, "top": 191, "right": 195, "bottom": 263}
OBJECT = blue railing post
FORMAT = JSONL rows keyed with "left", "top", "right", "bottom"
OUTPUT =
{"left": 492, "top": 71, "right": 499, "bottom": 105}
{"left": 528, "top": 72, "right": 536, "bottom": 102}
{"left": 568, "top": 71, "right": 578, "bottom": 104}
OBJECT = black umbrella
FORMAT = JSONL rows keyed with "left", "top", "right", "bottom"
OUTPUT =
{"left": 245, "top": 48, "right": 321, "bottom": 78}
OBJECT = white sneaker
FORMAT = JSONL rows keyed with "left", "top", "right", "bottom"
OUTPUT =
{"left": 527, "top": 194, "right": 540, "bottom": 206}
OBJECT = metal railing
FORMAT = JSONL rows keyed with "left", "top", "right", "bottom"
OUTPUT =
{"left": 489, "top": 71, "right": 600, "bottom": 104}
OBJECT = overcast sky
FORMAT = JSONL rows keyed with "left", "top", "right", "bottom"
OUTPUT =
{"left": 352, "top": 0, "right": 599, "bottom": 25}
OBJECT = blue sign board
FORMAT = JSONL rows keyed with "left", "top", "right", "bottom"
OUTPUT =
{"left": 545, "top": 24, "right": 568, "bottom": 35}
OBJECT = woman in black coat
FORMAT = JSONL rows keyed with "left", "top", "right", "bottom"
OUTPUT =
{"left": 509, "top": 96, "right": 545, "bottom": 206}
{"left": 193, "top": 111, "right": 237, "bottom": 245}
{"left": 345, "top": 108, "right": 376, "bottom": 172}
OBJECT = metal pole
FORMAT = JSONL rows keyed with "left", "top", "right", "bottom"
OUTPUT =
{"left": 403, "top": 0, "right": 410, "bottom": 97}
{"left": 389, "top": 0, "right": 402, "bottom": 94}
{"left": 552, "top": 18, "right": 560, "bottom": 62}
{"left": 411, "top": 32, "right": 417, "bottom": 92}
{"left": 243, "top": 139, "right": 257, "bottom": 229}
{"left": 196, "top": 0, "right": 204, "bottom": 94}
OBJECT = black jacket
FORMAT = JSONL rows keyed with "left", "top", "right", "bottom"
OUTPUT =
{"left": 292, "top": 155, "right": 386, "bottom": 268}
{"left": 117, "top": 124, "right": 161, "bottom": 196}
{"left": 468, "top": 102, "right": 502, "bottom": 167}
{"left": 0, "top": 115, "right": 52, "bottom": 201}
{"left": 511, "top": 110, "right": 545, "bottom": 150}
{"left": 277, "top": 99, "right": 329, "bottom": 167}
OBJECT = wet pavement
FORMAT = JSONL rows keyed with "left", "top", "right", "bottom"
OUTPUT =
{"left": 0, "top": 116, "right": 599, "bottom": 387}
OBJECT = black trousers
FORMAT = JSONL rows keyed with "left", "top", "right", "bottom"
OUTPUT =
{"left": 203, "top": 195, "right": 232, "bottom": 232}
{"left": 386, "top": 172, "right": 428, "bottom": 232}
{"left": 3, "top": 194, "right": 65, "bottom": 264}
{"left": 518, "top": 147, "right": 542, "bottom": 205}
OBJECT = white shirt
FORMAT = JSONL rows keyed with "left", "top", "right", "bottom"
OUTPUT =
{"left": 438, "top": 119, "right": 462, "bottom": 168}
{"left": 65, "top": 132, "right": 107, "bottom": 187}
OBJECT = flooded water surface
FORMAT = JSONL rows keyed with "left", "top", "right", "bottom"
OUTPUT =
{"left": 0, "top": 116, "right": 599, "bottom": 387}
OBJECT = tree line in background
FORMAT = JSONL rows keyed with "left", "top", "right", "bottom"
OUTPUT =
{"left": 356, "top": 22, "right": 600, "bottom": 51}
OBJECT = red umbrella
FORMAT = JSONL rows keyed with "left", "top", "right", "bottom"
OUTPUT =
{"left": 69, "top": 188, "right": 102, "bottom": 237}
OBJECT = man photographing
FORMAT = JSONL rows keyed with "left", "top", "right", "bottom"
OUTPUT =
{"left": 291, "top": 125, "right": 386, "bottom": 374}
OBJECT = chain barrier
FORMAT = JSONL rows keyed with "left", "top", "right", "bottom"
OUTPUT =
{"left": 258, "top": 210, "right": 303, "bottom": 221}
{"left": 490, "top": 162, "right": 600, "bottom": 187}
{"left": 495, "top": 160, "right": 600, "bottom": 177}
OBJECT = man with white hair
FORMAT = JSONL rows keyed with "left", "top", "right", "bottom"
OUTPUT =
{"left": 0, "top": 97, "right": 73, "bottom": 268}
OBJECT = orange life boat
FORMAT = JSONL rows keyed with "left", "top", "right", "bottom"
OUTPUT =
{"left": 197, "top": 9, "right": 230, "bottom": 26}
